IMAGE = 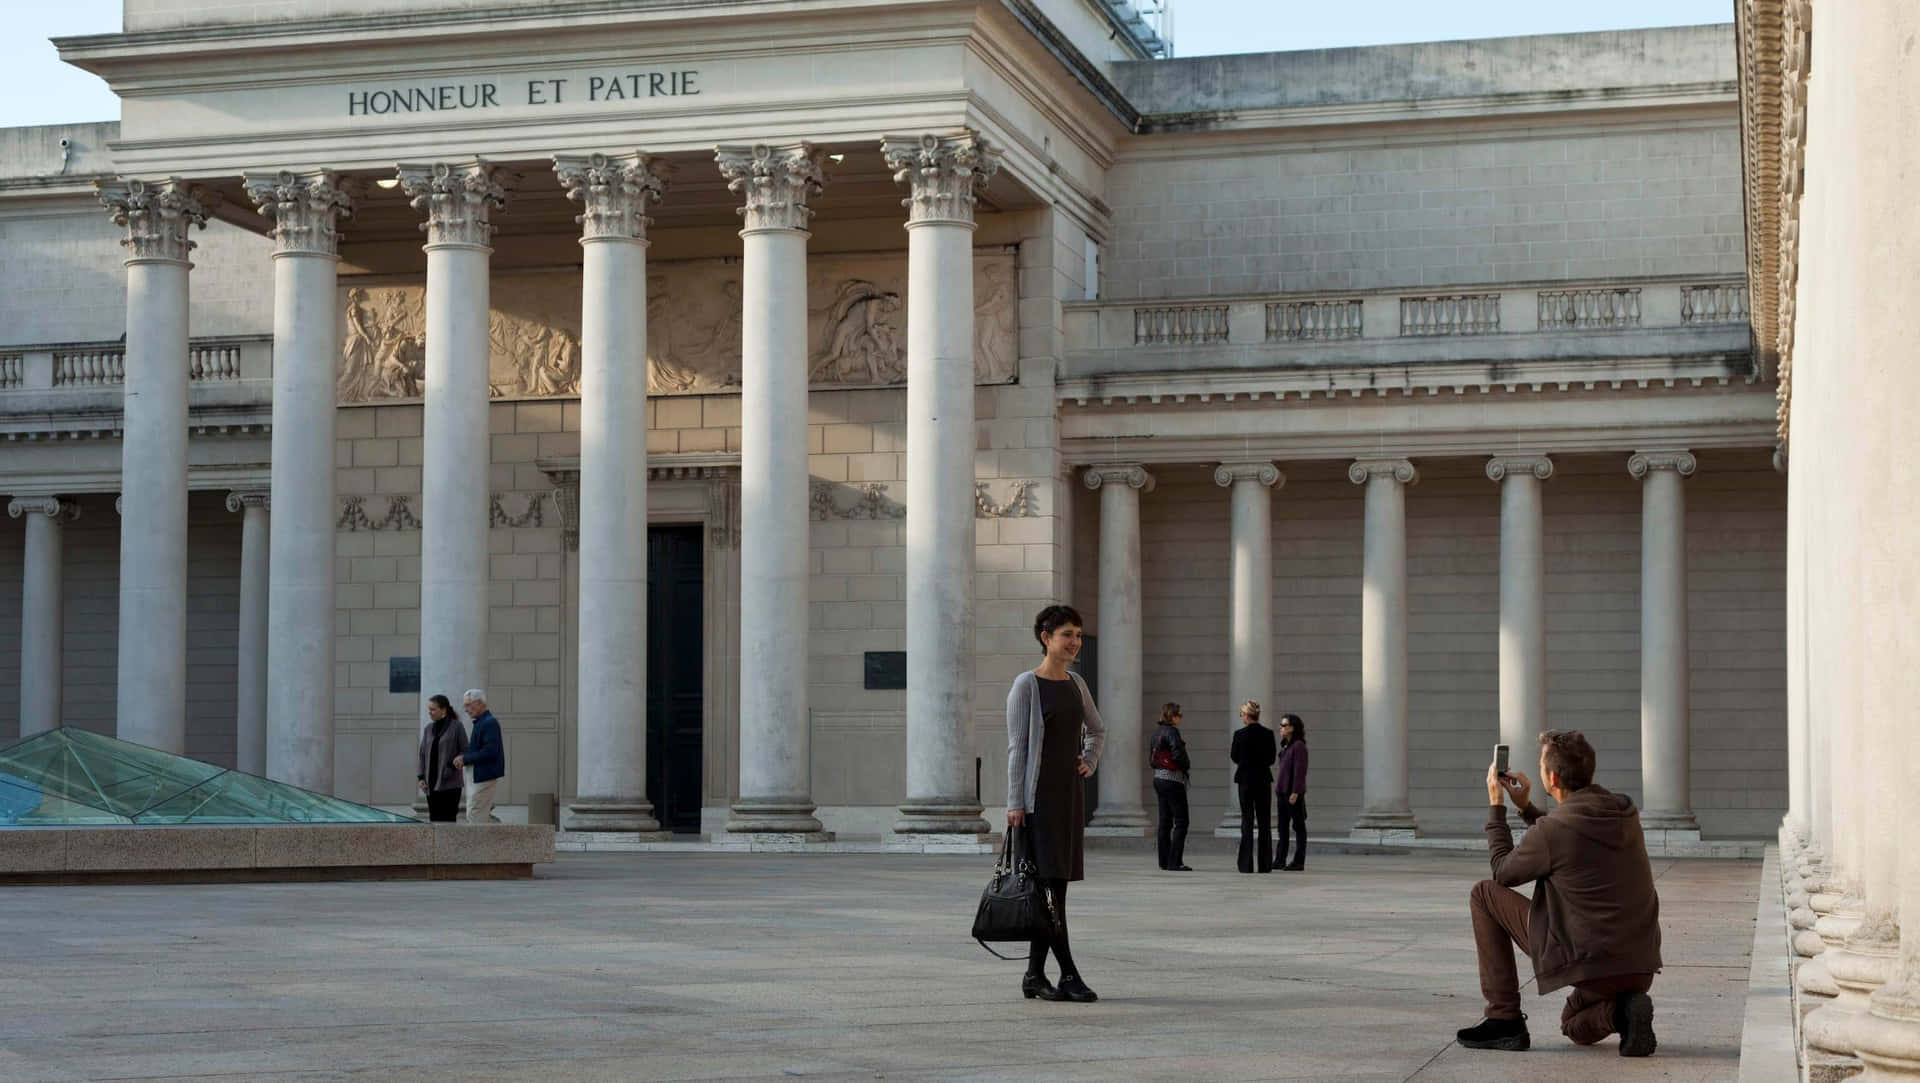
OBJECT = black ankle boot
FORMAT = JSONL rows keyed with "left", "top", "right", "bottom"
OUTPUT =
{"left": 1056, "top": 973, "right": 1098, "bottom": 1003}
{"left": 1614, "top": 992, "right": 1656, "bottom": 1057}
{"left": 1456, "top": 1014, "right": 1529, "bottom": 1050}
{"left": 1022, "top": 972, "right": 1059, "bottom": 1000}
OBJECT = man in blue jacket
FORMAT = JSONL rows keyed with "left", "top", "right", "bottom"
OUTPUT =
{"left": 453, "top": 689, "right": 506, "bottom": 823}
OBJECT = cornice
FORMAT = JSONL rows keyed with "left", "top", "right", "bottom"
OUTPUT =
{"left": 0, "top": 405, "right": 271, "bottom": 442}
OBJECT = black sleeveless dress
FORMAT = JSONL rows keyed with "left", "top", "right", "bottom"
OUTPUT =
{"left": 1028, "top": 675, "right": 1087, "bottom": 882}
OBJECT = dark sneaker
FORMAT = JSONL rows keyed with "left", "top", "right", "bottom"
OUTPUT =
{"left": 1456, "top": 1015, "right": 1530, "bottom": 1051}
{"left": 1614, "top": 992, "right": 1656, "bottom": 1057}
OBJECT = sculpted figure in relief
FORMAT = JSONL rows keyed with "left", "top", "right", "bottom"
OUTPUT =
{"left": 810, "top": 279, "right": 904, "bottom": 385}
{"left": 973, "top": 261, "right": 1017, "bottom": 385}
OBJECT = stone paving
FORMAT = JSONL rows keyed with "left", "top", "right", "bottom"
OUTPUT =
{"left": 0, "top": 841, "right": 1758, "bottom": 1081}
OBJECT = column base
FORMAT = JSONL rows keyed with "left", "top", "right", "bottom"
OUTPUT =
{"left": 1351, "top": 809, "right": 1419, "bottom": 836}
{"left": 726, "top": 799, "right": 827, "bottom": 836}
{"left": 893, "top": 800, "right": 989, "bottom": 837}
{"left": 1639, "top": 810, "right": 1701, "bottom": 835}
{"left": 563, "top": 799, "right": 669, "bottom": 837}
{"left": 1855, "top": 972, "right": 1920, "bottom": 1080}
{"left": 1087, "top": 807, "right": 1152, "bottom": 833}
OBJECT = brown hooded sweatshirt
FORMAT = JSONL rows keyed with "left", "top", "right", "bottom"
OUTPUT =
{"left": 1485, "top": 784, "right": 1663, "bottom": 994}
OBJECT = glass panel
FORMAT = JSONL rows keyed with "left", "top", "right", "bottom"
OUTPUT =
{"left": 0, "top": 728, "right": 419, "bottom": 827}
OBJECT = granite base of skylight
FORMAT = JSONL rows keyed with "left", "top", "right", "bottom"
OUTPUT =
{"left": 0, "top": 824, "right": 555, "bottom": 883}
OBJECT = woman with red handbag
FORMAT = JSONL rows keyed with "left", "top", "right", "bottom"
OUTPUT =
{"left": 1150, "top": 703, "right": 1192, "bottom": 871}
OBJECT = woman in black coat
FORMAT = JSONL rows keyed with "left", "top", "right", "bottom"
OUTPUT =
{"left": 416, "top": 694, "right": 468, "bottom": 823}
{"left": 1229, "top": 700, "right": 1277, "bottom": 873}
{"left": 1149, "top": 702, "right": 1192, "bottom": 871}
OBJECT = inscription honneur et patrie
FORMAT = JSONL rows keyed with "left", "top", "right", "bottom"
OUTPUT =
{"left": 348, "top": 70, "right": 699, "bottom": 116}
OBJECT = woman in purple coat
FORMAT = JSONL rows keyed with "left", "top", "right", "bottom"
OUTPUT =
{"left": 1273, "top": 714, "right": 1310, "bottom": 871}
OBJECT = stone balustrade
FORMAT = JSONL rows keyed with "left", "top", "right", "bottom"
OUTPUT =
{"left": 1400, "top": 292, "right": 1501, "bottom": 336}
{"left": 0, "top": 335, "right": 271, "bottom": 395}
{"left": 1133, "top": 302, "right": 1229, "bottom": 345}
{"left": 1266, "top": 298, "right": 1363, "bottom": 340}
{"left": 1680, "top": 282, "right": 1750, "bottom": 324}
{"left": 1539, "top": 286, "right": 1642, "bottom": 330}
{"left": 0, "top": 354, "right": 20, "bottom": 389}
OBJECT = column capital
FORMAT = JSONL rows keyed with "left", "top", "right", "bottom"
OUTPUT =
{"left": 224, "top": 488, "right": 271, "bottom": 513}
{"left": 881, "top": 132, "right": 1001, "bottom": 226}
{"left": 1485, "top": 454, "right": 1555, "bottom": 483}
{"left": 7, "top": 496, "right": 80, "bottom": 523}
{"left": 1628, "top": 450, "right": 1697, "bottom": 479}
{"left": 553, "top": 151, "right": 671, "bottom": 242}
{"left": 714, "top": 143, "right": 826, "bottom": 233}
{"left": 1213, "top": 461, "right": 1284, "bottom": 489}
{"left": 1348, "top": 458, "right": 1418, "bottom": 486}
{"left": 395, "top": 160, "right": 507, "bottom": 249}
{"left": 97, "top": 178, "right": 213, "bottom": 264}
{"left": 1083, "top": 464, "right": 1155, "bottom": 493}
{"left": 242, "top": 170, "right": 352, "bottom": 257}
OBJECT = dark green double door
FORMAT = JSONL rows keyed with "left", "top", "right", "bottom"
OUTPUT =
{"left": 646, "top": 525, "right": 704, "bottom": 834}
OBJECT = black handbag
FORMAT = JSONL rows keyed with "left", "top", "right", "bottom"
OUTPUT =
{"left": 971, "top": 827, "right": 1057, "bottom": 959}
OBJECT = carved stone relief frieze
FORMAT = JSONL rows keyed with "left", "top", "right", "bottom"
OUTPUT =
{"left": 336, "top": 249, "right": 1017, "bottom": 405}
{"left": 808, "top": 480, "right": 906, "bottom": 520}
{"left": 975, "top": 480, "right": 1036, "bottom": 518}
{"left": 337, "top": 493, "right": 549, "bottom": 531}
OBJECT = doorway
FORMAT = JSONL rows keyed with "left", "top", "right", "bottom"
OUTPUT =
{"left": 646, "top": 524, "right": 705, "bottom": 834}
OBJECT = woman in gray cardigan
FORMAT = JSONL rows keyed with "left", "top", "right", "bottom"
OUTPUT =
{"left": 1006, "top": 604, "right": 1107, "bottom": 1003}
{"left": 417, "top": 694, "right": 468, "bottom": 822}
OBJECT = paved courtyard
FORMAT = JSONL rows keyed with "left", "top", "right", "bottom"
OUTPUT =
{"left": 0, "top": 842, "right": 1758, "bottom": 1082}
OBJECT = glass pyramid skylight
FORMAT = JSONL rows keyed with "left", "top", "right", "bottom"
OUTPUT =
{"left": 0, "top": 727, "right": 418, "bottom": 826}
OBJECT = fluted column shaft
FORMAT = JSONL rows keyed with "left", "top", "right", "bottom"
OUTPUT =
{"left": 1350, "top": 459, "right": 1418, "bottom": 834}
{"left": 227, "top": 490, "right": 270, "bottom": 776}
{"left": 10, "top": 497, "right": 77, "bottom": 736}
{"left": 100, "top": 179, "right": 207, "bottom": 752}
{"left": 245, "top": 171, "right": 348, "bottom": 790}
{"left": 1083, "top": 464, "right": 1154, "bottom": 830}
{"left": 886, "top": 132, "right": 997, "bottom": 838}
{"left": 1214, "top": 463, "right": 1281, "bottom": 831}
{"left": 1488, "top": 456, "right": 1554, "bottom": 754}
{"left": 717, "top": 144, "right": 828, "bottom": 836}
{"left": 399, "top": 162, "right": 504, "bottom": 738}
{"left": 1630, "top": 451, "right": 1698, "bottom": 834}
{"left": 553, "top": 152, "right": 671, "bottom": 834}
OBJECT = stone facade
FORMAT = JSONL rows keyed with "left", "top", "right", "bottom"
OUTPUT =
{"left": 0, "top": 9, "right": 1786, "bottom": 847}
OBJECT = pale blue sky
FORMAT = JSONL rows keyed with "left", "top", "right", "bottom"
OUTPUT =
{"left": 2, "top": 0, "right": 1733, "bottom": 130}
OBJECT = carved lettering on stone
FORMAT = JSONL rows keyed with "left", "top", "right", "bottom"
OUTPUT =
{"left": 337, "top": 250, "right": 1018, "bottom": 404}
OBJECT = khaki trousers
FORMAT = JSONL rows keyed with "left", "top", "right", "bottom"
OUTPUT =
{"left": 465, "top": 777, "right": 501, "bottom": 824}
{"left": 1470, "top": 878, "right": 1653, "bottom": 1043}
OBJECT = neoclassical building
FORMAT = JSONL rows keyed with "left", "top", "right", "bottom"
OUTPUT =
{"left": 0, "top": 3, "right": 1783, "bottom": 845}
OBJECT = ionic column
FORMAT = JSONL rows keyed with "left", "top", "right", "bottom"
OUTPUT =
{"left": 1349, "top": 458, "right": 1419, "bottom": 836}
{"left": 244, "top": 170, "right": 350, "bottom": 791}
{"left": 8, "top": 496, "right": 79, "bottom": 736}
{"left": 554, "top": 152, "right": 672, "bottom": 834}
{"left": 1628, "top": 451, "right": 1699, "bottom": 836}
{"left": 1213, "top": 462, "right": 1282, "bottom": 834}
{"left": 98, "top": 178, "right": 209, "bottom": 753}
{"left": 884, "top": 132, "right": 999, "bottom": 840}
{"left": 397, "top": 161, "right": 505, "bottom": 734}
{"left": 1486, "top": 455, "right": 1554, "bottom": 755}
{"left": 1083, "top": 464, "right": 1154, "bottom": 832}
{"left": 716, "top": 143, "right": 832, "bottom": 838}
{"left": 225, "top": 489, "right": 270, "bottom": 776}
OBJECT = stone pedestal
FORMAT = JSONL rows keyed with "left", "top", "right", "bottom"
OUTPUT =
{"left": 100, "top": 178, "right": 208, "bottom": 754}
{"left": 885, "top": 133, "right": 998, "bottom": 840}
{"left": 1084, "top": 463, "right": 1155, "bottom": 834}
{"left": 555, "top": 152, "right": 673, "bottom": 837}
{"left": 1349, "top": 459, "right": 1419, "bottom": 835}
{"left": 399, "top": 161, "right": 504, "bottom": 748}
{"left": 9, "top": 497, "right": 78, "bottom": 737}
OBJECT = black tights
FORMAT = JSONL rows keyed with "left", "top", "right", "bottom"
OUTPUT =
{"left": 1027, "top": 879, "right": 1079, "bottom": 979}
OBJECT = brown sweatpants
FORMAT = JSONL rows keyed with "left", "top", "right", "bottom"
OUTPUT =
{"left": 1470, "top": 879, "right": 1654, "bottom": 1044}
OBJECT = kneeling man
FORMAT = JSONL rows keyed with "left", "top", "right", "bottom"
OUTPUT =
{"left": 1457, "top": 729, "right": 1661, "bottom": 1056}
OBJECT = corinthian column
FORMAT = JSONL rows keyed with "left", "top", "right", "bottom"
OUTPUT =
{"left": 98, "top": 178, "right": 210, "bottom": 753}
{"left": 554, "top": 151, "right": 672, "bottom": 835}
{"left": 225, "top": 489, "right": 270, "bottom": 776}
{"left": 1486, "top": 455, "right": 1554, "bottom": 756}
{"left": 244, "top": 170, "right": 350, "bottom": 790}
{"left": 1084, "top": 464, "right": 1155, "bottom": 832}
{"left": 716, "top": 143, "right": 832, "bottom": 839}
{"left": 9, "top": 496, "right": 79, "bottom": 737}
{"left": 1213, "top": 462, "right": 1282, "bottom": 834}
{"left": 1349, "top": 458, "right": 1419, "bottom": 836}
{"left": 398, "top": 161, "right": 506, "bottom": 737}
{"left": 1628, "top": 451, "right": 1699, "bottom": 836}
{"left": 884, "top": 132, "right": 999, "bottom": 841}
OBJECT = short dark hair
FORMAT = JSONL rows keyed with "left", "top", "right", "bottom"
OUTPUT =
{"left": 1033, "top": 605, "right": 1083, "bottom": 652}
{"left": 1160, "top": 702, "right": 1182, "bottom": 724}
{"left": 1279, "top": 713, "right": 1304, "bottom": 739}
{"left": 1538, "top": 729, "right": 1596, "bottom": 790}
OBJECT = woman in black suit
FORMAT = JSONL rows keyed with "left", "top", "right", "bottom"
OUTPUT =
{"left": 1229, "top": 700, "right": 1277, "bottom": 873}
